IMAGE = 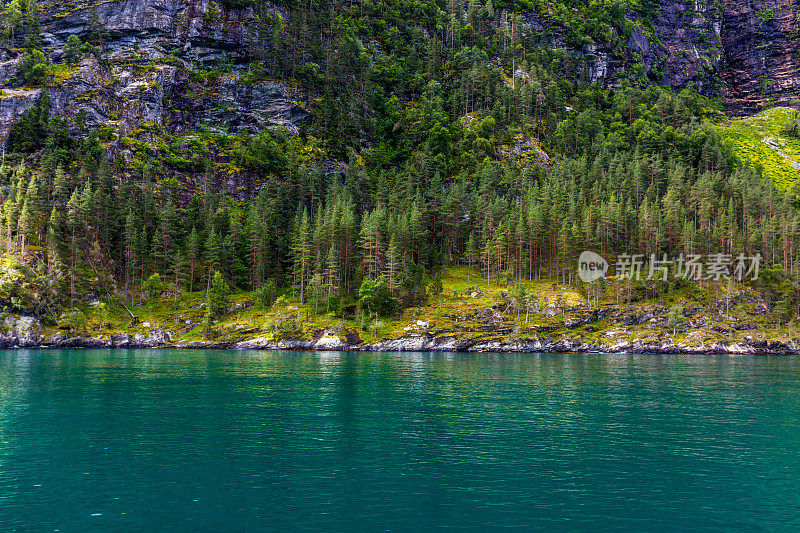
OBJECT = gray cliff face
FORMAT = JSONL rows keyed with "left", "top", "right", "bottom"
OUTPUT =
{"left": 0, "top": 315, "right": 43, "bottom": 347}
{"left": 721, "top": 0, "right": 800, "bottom": 114}
{"left": 523, "top": 0, "right": 800, "bottom": 115}
{"left": 643, "top": 0, "right": 724, "bottom": 95}
{"left": 0, "top": 0, "right": 309, "bottom": 152}
{"left": 519, "top": 1, "right": 725, "bottom": 94}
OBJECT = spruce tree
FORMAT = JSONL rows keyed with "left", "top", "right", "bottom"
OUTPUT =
{"left": 170, "top": 249, "right": 187, "bottom": 310}
{"left": 291, "top": 210, "right": 312, "bottom": 304}
{"left": 187, "top": 227, "right": 199, "bottom": 294}
{"left": 385, "top": 235, "right": 401, "bottom": 296}
{"left": 204, "top": 271, "right": 229, "bottom": 336}
{"left": 205, "top": 229, "right": 223, "bottom": 297}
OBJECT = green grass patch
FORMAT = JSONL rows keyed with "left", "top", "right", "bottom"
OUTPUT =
{"left": 48, "top": 63, "right": 80, "bottom": 86}
{"left": 719, "top": 107, "right": 800, "bottom": 191}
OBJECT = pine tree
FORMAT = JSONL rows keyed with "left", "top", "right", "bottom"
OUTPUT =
{"left": 3, "top": 0, "right": 23, "bottom": 43}
{"left": 155, "top": 198, "right": 176, "bottom": 273}
{"left": 205, "top": 229, "right": 223, "bottom": 297}
{"left": 18, "top": 199, "right": 32, "bottom": 259}
{"left": 466, "top": 232, "right": 477, "bottom": 282}
{"left": 124, "top": 206, "right": 138, "bottom": 294}
{"left": 291, "top": 209, "right": 312, "bottom": 304}
{"left": 66, "top": 188, "right": 81, "bottom": 308}
{"left": 248, "top": 205, "right": 266, "bottom": 288}
{"left": 385, "top": 235, "right": 401, "bottom": 296}
{"left": 135, "top": 226, "right": 148, "bottom": 305}
{"left": 309, "top": 272, "right": 323, "bottom": 316}
{"left": 46, "top": 206, "right": 62, "bottom": 276}
{"left": 187, "top": 226, "right": 199, "bottom": 294}
{"left": 325, "top": 242, "right": 340, "bottom": 297}
{"left": 170, "top": 249, "right": 187, "bottom": 310}
{"left": 359, "top": 207, "right": 386, "bottom": 280}
{"left": 53, "top": 164, "right": 67, "bottom": 202}
{"left": 18, "top": 173, "right": 43, "bottom": 255}
{"left": 24, "top": 0, "right": 41, "bottom": 50}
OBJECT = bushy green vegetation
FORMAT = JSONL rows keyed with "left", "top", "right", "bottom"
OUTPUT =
{"left": 6, "top": 94, "right": 53, "bottom": 153}
{"left": 17, "top": 49, "right": 49, "bottom": 86}
{"left": 780, "top": 108, "right": 800, "bottom": 138}
{"left": 1, "top": 0, "right": 40, "bottom": 48}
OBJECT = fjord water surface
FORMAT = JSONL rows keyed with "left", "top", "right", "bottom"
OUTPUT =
{"left": 0, "top": 349, "right": 799, "bottom": 532}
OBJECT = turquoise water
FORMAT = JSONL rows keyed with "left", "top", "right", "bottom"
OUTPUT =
{"left": 1, "top": 350, "right": 799, "bottom": 531}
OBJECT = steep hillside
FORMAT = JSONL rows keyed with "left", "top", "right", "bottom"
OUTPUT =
{"left": 1, "top": 0, "right": 312, "bottom": 196}
{"left": 3, "top": 0, "right": 303, "bottom": 135}
{"left": 0, "top": 0, "right": 799, "bottom": 341}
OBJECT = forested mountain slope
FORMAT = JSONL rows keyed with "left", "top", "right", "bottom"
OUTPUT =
{"left": 0, "top": 0, "right": 799, "bottom": 348}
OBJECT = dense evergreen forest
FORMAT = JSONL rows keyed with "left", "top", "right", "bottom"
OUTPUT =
{"left": 2, "top": 0, "right": 799, "bottom": 328}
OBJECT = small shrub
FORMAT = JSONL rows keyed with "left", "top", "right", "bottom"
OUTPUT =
{"left": 668, "top": 304, "right": 687, "bottom": 336}
{"left": 358, "top": 278, "right": 397, "bottom": 318}
{"left": 268, "top": 315, "right": 302, "bottom": 340}
{"left": 255, "top": 280, "right": 277, "bottom": 309}
{"left": 18, "top": 50, "right": 50, "bottom": 86}
{"left": 142, "top": 273, "right": 164, "bottom": 299}
{"left": 206, "top": 271, "right": 230, "bottom": 320}
{"left": 780, "top": 116, "right": 800, "bottom": 138}
{"left": 427, "top": 274, "right": 443, "bottom": 296}
{"left": 59, "top": 309, "right": 88, "bottom": 335}
{"left": 91, "top": 301, "right": 110, "bottom": 328}
{"left": 203, "top": 271, "right": 230, "bottom": 338}
{"left": 62, "top": 35, "right": 84, "bottom": 65}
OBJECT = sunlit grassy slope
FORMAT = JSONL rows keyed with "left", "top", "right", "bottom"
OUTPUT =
{"left": 720, "top": 107, "right": 800, "bottom": 192}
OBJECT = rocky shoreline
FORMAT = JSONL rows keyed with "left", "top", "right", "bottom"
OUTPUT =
{"left": 2, "top": 328, "right": 799, "bottom": 355}
{"left": 0, "top": 315, "right": 797, "bottom": 355}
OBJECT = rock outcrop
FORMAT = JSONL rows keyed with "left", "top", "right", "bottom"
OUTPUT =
{"left": 721, "top": 0, "right": 800, "bottom": 114}
{"left": 0, "top": 0, "right": 310, "bottom": 147}
{"left": 523, "top": 0, "right": 799, "bottom": 115}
